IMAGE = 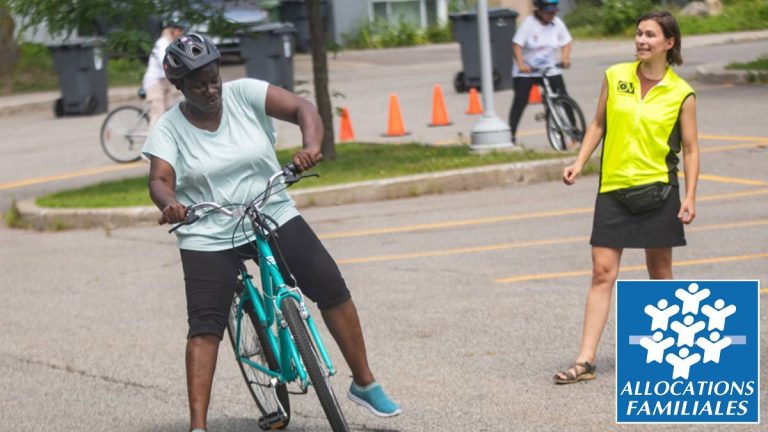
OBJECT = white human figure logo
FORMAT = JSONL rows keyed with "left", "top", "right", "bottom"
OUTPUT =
{"left": 695, "top": 331, "right": 733, "bottom": 363}
{"left": 639, "top": 331, "right": 675, "bottom": 363}
{"left": 701, "top": 299, "right": 737, "bottom": 331}
{"left": 670, "top": 315, "right": 706, "bottom": 347}
{"left": 665, "top": 347, "right": 701, "bottom": 380}
{"left": 675, "top": 282, "right": 710, "bottom": 315}
{"left": 644, "top": 299, "right": 680, "bottom": 331}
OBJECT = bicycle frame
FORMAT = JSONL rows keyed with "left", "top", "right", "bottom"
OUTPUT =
{"left": 230, "top": 227, "right": 337, "bottom": 389}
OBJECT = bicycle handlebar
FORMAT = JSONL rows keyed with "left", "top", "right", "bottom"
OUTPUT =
{"left": 167, "top": 163, "right": 318, "bottom": 233}
{"left": 530, "top": 62, "right": 565, "bottom": 75}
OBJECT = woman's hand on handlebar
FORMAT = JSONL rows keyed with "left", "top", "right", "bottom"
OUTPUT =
{"left": 519, "top": 64, "right": 532, "bottom": 74}
{"left": 158, "top": 202, "right": 187, "bottom": 225}
{"left": 292, "top": 150, "right": 323, "bottom": 173}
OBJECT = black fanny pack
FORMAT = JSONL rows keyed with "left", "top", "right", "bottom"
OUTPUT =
{"left": 613, "top": 182, "right": 672, "bottom": 214}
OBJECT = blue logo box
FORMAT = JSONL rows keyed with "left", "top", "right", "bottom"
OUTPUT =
{"left": 616, "top": 280, "right": 760, "bottom": 424}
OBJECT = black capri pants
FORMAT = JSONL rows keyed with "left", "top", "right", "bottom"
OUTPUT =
{"left": 180, "top": 216, "right": 351, "bottom": 339}
{"left": 508, "top": 74, "right": 568, "bottom": 137}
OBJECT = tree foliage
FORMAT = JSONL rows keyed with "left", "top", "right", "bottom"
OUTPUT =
{"left": 8, "top": 0, "right": 226, "bottom": 55}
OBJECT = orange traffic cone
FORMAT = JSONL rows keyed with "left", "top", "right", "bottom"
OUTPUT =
{"left": 339, "top": 107, "right": 355, "bottom": 142}
{"left": 528, "top": 84, "right": 542, "bottom": 104}
{"left": 465, "top": 87, "right": 483, "bottom": 115}
{"left": 429, "top": 84, "right": 452, "bottom": 127}
{"left": 384, "top": 93, "right": 408, "bottom": 137}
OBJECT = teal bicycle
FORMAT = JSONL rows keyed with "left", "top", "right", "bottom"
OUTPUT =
{"left": 169, "top": 164, "right": 349, "bottom": 432}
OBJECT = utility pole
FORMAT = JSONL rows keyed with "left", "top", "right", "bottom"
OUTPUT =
{"left": 470, "top": 0, "right": 516, "bottom": 152}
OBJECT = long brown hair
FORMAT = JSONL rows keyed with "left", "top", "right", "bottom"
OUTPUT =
{"left": 636, "top": 11, "right": 683, "bottom": 66}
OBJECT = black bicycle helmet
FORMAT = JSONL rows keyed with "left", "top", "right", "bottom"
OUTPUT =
{"left": 534, "top": 0, "right": 559, "bottom": 11}
{"left": 163, "top": 33, "right": 221, "bottom": 80}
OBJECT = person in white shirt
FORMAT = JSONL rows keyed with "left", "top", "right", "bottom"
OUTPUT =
{"left": 509, "top": 0, "right": 573, "bottom": 145}
{"left": 142, "top": 22, "right": 185, "bottom": 130}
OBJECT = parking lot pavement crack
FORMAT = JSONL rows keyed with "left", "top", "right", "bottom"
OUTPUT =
{"left": 10, "top": 354, "right": 169, "bottom": 394}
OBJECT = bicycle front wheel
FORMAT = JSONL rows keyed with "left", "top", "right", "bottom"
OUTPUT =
{"left": 545, "top": 95, "right": 586, "bottom": 152}
{"left": 282, "top": 297, "right": 349, "bottom": 432}
{"left": 100, "top": 106, "right": 147, "bottom": 163}
{"left": 227, "top": 291, "right": 291, "bottom": 428}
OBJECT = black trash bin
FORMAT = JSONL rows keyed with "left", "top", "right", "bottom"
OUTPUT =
{"left": 278, "top": 0, "right": 334, "bottom": 53}
{"left": 49, "top": 39, "right": 108, "bottom": 116}
{"left": 449, "top": 8, "right": 518, "bottom": 93}
{"left": 240, "top": 23, "right": 297, "bottom": 92}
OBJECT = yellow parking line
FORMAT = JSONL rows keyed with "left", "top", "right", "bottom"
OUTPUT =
{"left": 699, "top": 174, "right": 768, "bottom": 186}
{"left": 319, "top": 208, "right": 592, "bottom": 240}
{"left": 494, "top": 252, "right": 768, "bottom": 283}
{"left": 336, "top": 219, "right": 768, "bottom": 265}
{"left": 0, "top": 161, "right": 146, "bottom": 191}
{"left": 700, "top": 134, "right": 768, "bottom": 143}
{"left": 337, "top": 236, "right": 588, "bottom": 265}
{"left": 321, "top": 189, "right": 768, "bottom": 240}
{"left": 700, "top": 142, "right": 767, "bottom": 153}
{"left": 698, "top": 188, "right": 768, "bottom": 202}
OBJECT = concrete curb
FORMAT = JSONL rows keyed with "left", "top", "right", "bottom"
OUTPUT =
{"left": 17, "top": 156, "right": 582, "bottom": 230}
{"left": 694, "top": 62, "right": 768, "bottom": 85}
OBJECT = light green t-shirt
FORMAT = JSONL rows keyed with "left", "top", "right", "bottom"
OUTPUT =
{"left": 142, "top": 78, "right": 299, "bottom": 251}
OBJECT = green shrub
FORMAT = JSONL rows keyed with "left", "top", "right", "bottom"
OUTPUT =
{"left": 345, "top": 20, "right": 452, "bottom": 49}
{"left": 677, "top": 0, "right": 768, "bottom": 34}
{"left": 601, "top": 0, "right": 653, "bottom": 35}
{"left": 563, "top": 3, "right": 605, "bottom": 36}
{"left": 13, "top": 43, "right": 58, "bottom": 93}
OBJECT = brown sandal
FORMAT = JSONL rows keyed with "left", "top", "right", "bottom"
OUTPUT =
{"left": 553, "top": 361, "right": 596, "bottom": 384}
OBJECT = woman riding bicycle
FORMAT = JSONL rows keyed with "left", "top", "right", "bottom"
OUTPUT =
{"left": 141, "top": 33, "right": 400, "bottom": 432}
{"left": 509, "top": 0, "right": 573, "bottom": 146}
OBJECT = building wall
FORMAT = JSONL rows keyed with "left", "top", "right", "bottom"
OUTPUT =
{"left": 331, "top": 0, "right": 369, "bottom": 44}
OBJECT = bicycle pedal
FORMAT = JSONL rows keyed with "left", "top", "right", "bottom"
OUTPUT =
{"left": 258, "top": 411, "right": 289, "bottom": 430}
{"left": 534, "top": 113, "right": 546, "bottom": 122}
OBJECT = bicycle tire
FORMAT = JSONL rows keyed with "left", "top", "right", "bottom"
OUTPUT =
{"left": 227, "top": 291, "right": 291, "bottom": 428}
{"left": 545, "top": 95, "right": 586, "bottom": 152}
{"left": 100, "top": 106, "right": 147, "bottom": 163}
{"left": 281, "top": 297, "right": 349, "bottom": 432}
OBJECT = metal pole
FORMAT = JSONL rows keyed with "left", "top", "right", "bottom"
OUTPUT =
{"left": 470, "top": 0, "right": 516, "bottom": 151}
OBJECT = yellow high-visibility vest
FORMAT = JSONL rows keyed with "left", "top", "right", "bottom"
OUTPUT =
{"left": 600, "top": 61, "right": 694, "bottom": 193}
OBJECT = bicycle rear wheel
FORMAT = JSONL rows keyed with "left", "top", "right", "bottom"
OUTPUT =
{"left": 227, "top": 290, "right": 291, "bottom": 428}
{"left": 545, "top": 95, "right": 586, "bottom": 152}
{"left": 100, "top": 106, "right": 147, "bottom": 163}
{"left": 281, "top": 297, "right": 349, "bottom": 432}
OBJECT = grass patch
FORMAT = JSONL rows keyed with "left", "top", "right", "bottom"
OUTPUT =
{"left": 36, "top": 142, "right": 570, "bottom": 208}
{"left": 10, "top": 43, "right": 144, "bottom": 94}
{"left": 4, "top": 198, "right": 29, "bottom": 229}
{"left": 726, "top": 54, "right": 768, "bottom": 70}
{"left": 564, "top": 0, "right": 768, "bottom": 37}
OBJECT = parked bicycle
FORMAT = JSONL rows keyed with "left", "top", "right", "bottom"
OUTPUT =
{"left": 532, "top": 64, "right": 586, "bottom": 152}
{"left": 99, "top": 88, "right": 150, "bottom": 163}
{"left": 168, "top": 163, "right": 349, "bottom": 432}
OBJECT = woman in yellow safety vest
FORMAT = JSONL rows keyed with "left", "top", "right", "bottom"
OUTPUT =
{"left": 554, "top": 10, "right": 700, "bottom": 384}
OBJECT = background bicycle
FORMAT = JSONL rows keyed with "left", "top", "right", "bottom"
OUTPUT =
{"left": 99, "top": 88, "right": 150, "bottom": 163}
{"left": 532, "top": 64, "right": 586, "bottom": 152}
{"left": 170, "top": 164, "right": 349, "bottom": 432}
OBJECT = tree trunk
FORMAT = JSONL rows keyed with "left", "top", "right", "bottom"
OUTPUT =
{"left": 0, "top": 3, "right": 19, "bottom": 95}
{"left": 304, "top": 0, "right": 335, "bottom": 160}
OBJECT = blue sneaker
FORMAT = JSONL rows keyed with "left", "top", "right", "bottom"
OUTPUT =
{"left": 347, "top": 382, "right": 401, "bottom": 417}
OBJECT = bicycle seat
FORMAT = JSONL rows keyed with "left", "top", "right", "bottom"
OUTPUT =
{"left": 137, "top": 88, "right": 146, "bottom": 99}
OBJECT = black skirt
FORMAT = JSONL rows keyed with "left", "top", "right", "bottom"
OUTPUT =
{"left": 590, "top": 185, "right": 686, "bottom": 249}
